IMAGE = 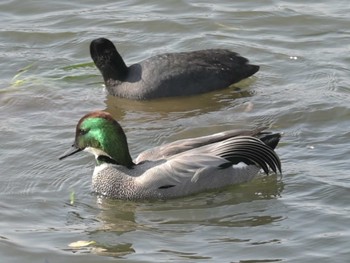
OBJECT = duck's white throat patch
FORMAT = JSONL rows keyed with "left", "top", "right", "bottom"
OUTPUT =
{"left": 84, "top": 147, "right": 111, "bottom": 160}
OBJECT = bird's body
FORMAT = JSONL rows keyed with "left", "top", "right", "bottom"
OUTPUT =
{"left": 90, "top": 38, "right": 259, "bottom": 100}
{"left": 60, "top": 111, "right": 281, "bottom": 200}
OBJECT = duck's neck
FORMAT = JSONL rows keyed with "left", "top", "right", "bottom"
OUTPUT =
{"left": 95, "top": 146, "right": 134, "bottom": 168}
{"left": 103, "top": 51, "right": 129, "bottom": 82}
{"left": 88, "top": 137, "right": 134, "bottom": 169}
{"left": 96, "top": 155, "right": 119, "bottom": 166}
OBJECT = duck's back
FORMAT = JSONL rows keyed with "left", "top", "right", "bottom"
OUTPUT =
{"left": 111, "top": 49, "right": 259, "bottom": 99}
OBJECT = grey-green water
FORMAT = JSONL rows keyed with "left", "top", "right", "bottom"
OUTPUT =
{"left": 1, "top": 0, "right": 350, "bottom": 262}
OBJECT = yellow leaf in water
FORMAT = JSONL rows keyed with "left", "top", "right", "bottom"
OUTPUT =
{"left": 11, "top": 80, "right": 25, "bottom": 87}
{"left": 68, "top": 240, "right": 96, "bottom": 248}
{"left": 70, "top": 191, "right": 75, "bottom": 205}
{"left": 12, "top": 63, "right": 35, "bottom": 82}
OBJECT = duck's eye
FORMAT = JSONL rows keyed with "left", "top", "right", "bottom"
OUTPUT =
{"left": 79, "top": 128, "right": 89, "bottom": 136}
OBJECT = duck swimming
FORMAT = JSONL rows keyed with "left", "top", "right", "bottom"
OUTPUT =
{"left": 59, "top": 111, "right": 281, "bottom": 200}
{"left": 90, "top": 38, "right": 259, "bottom": 100}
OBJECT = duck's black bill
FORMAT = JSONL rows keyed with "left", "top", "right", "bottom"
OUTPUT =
{"left": 59, "top": 145, "right": 82, "bottom": 160}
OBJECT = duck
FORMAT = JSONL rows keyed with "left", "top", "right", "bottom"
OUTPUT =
{"left": 90, "top": 38, "right": 259, "bottom": 100}
{"left": 59, "top": 111, "right": 282, "bottom": 200}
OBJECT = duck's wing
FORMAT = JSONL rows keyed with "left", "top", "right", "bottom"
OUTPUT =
{"left": 136, "top": 135, "right": 281, "bottom": 191}
{"left": 134, "top": 128, "right": 266, "bottom": 164}
{"left": 136, "top": 152, "right": 229, "bottom": 191}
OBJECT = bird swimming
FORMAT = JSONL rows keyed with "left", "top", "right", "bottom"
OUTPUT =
{"left": 59, "top": 111, "right": 282, "bottom": 200}
{"left": 90, "top": 38, "right": 259, "bottom": 100}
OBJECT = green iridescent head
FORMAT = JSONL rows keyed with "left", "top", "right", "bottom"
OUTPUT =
{"left": 59, "top": 111, "right": 134, "bottom": 168}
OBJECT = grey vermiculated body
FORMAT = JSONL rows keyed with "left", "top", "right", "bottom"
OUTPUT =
{"left": 92, "top": 160, "right": 261, "bottom": 200}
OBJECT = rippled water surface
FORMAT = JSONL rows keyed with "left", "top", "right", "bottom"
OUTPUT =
{"left": 1, "top": 0, "right": 350, "bottom": 262}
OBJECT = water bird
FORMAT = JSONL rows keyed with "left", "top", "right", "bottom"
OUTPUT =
{"left": 90, "top": 38, "right": 259, "bottom": 100}
{"left": 59, "top": 111, "right": 282, "bottom": 200}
